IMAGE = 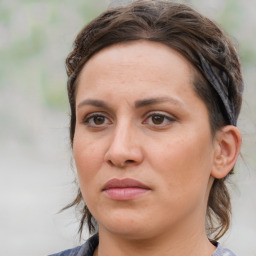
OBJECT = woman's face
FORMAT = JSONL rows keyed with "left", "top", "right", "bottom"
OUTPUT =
{"left": 73, "top": 41, "right": 217, "bottom": 240}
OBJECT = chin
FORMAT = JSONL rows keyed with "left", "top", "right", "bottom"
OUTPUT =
{"left": 97, "top": 211, "right": 153, "bottom": 239}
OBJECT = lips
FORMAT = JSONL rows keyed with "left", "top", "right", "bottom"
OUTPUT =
{"left": 102, "top": 178, "right": 151, "bottom": 200}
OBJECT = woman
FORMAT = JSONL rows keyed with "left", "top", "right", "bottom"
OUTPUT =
{"left": 50, "top": 1, "right": 243, "bottom": 255}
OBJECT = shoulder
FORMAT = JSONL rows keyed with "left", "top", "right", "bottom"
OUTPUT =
{"left": 213, "top": 242, "right": 237, "bottom": 256}
{"left": 48, "top": 234, "right": 99, "bottom": 256}
{"left": 48, "top": 246, "right": 81, "bottom": 256}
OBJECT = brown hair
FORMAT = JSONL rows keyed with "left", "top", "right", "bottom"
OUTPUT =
{"left": 64, "top": 0, "right": 243, "bottom": 241}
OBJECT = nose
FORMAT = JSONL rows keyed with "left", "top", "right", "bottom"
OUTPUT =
{"left": 104, "top": 122, "right": 144, "bottom": 168}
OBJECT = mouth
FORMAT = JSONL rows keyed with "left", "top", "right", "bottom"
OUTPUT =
{"left": 102, "top": 178, "right": 151, "bottom": 201}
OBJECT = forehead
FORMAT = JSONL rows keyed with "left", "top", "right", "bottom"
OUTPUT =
{"left": 76, "top": 40, "right": 196, "bottom": 95}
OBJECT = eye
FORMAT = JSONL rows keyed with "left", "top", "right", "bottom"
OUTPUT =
{"left": 151, "top": 115, "right": 165, "bottom": 125}
{"left": 143, "top": 112, "right": 176, "bottom": 126}
{"left": 83, "top": 113, "right": 112, "bottom": 127}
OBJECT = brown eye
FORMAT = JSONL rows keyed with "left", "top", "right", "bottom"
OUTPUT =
{"left": 142, "top": 112, "right": 176, "bottom": 127}
{"left": 151, "top": 115, "right": 165, "bottom": 125}
{"left": 93, "top": 116, "right": 105, "bottom": 125}
{"left": 83, "top": 113, "right": 111, "bottom": 127}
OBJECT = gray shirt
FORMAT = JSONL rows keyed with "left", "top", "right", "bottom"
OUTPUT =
{"left": 49, "top": 234, "right": 237, "bottom": 256}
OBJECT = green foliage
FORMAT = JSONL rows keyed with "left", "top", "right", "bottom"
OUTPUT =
{"left": 239, "top": 43, "right": 256, "bottom": 67}
{"left": 0, "top": 1, "right": 104, "bottom": 110}
{"left": 0, "top": 5, "right": 12, "bottom": 25}
{"left": 217, "top": 0, "right": 244, "bottom": 33}
{"left": 5, "top": 26, "right": 46, "bottom": 62}
{"left": 40, "top": 68, "right": 68, "bottom": 109}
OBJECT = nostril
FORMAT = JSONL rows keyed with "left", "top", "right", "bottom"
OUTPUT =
{"left": 107, "top": 160, "right": 114, "bottom": 166}
{"left": 126, "top": 160, "right": 135, "bottom": 164}
{"left": 106, "top": 159, "right": 135, "bottom": 168}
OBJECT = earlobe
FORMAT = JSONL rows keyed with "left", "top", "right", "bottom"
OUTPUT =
{"left": 211, "top": 125, "right": 241, "bottom": 179}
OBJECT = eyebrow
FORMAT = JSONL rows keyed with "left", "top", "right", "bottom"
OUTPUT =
{"left": 77, "top": 99, "right": 110, "bottom": 109}
{"left": 77, "top": 97, "right": 184, "bottom": 109}
{"left": 134, "top": 97, "right": 184, "bottom": 108}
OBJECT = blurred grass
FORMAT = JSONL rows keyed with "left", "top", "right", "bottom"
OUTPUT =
{"left": 218, "top": 0, "right": 243, "bottom": 33}
{"left": 0, "top": 0, "right": 106, "bottom": 110}
{"left": 217, "top": 0, "right": 256, "bottom": 67}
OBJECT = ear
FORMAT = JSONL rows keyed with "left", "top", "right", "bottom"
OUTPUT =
{"left": 211, "top": 125, "right": 241, "bottom": 179}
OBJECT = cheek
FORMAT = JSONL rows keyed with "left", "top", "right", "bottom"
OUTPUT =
{"left": 148, "top": 131, "right": 214, "bottom": 197}
{"left": 73, "top": 132, "right": 104, "bottom": 193}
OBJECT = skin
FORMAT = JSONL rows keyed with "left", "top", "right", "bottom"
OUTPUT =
{"left": 73, "top": 41, "right": 241, "bottom": 256}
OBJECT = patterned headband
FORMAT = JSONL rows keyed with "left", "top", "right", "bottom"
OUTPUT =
{"left": 198, "top": 54, "right": 236, "bottom": 126}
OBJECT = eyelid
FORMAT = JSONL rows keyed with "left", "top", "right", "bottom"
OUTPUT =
{"left": 82, "top": 111, "right": 112, "bottom": 126}
{"left": 142, "top": 111, "right": 177, "bottom": 125}
{"left": 144, "top": 111, "right": 176, "bottom": 119}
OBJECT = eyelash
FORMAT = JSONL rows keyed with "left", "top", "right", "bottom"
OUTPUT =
{"left": 83, "top": 112, "right": 111, "bottom": 127}
{"left": 82, "top": 111, "right": 176, "bottom": 128}
{"left": 143, "top": 112, "right": 176, "bottom": 126}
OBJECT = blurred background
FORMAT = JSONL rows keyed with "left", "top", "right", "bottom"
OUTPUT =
{"left": 0, "top": 0, "right": 255, "bottom": 255}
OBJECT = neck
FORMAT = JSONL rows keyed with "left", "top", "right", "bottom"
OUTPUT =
{"left": 94, "top": 225, "right": 216, "bottom": 256}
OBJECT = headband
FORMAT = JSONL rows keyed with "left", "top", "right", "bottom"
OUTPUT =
{"left": 198, "top": 54, "right": 236, "bottom": 126}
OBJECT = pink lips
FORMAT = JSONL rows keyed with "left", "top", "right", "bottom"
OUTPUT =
{"left": 103, "top": 178, "right": 151, "bottom": 201}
